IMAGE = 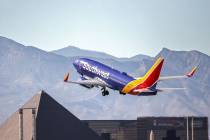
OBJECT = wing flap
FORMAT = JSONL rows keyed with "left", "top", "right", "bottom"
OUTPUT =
{"left": 71, "top": 79, "right": 108, "bottom": 87}
{"left": 157, "top": 88, "right": 186, "bottom": 92}
{"left": 159, "top": 75, "right": 187, "bottom": 81}
{"left": 63, "top": 73, "right": 109, "bottom": 87}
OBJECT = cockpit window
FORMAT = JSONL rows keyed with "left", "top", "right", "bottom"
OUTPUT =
{"left": 75, "top": 59, "right": 79, "bottom": 63}
{"left": 122, "top": 72, "right": 127, "bottom": 75}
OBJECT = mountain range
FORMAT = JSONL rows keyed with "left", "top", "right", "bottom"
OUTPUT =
{"left": 0, "top": 36, "right": 210, "bottom": 132}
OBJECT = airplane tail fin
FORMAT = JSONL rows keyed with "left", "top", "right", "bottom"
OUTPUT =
{"left": 139, "top": 57, "right": 164, "bottom": 88}
{"left": 122, "top": 57, "right": 164, "bottom": 93}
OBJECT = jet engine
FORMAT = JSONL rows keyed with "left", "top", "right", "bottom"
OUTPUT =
{"left": 80, "top": 76, "right": 94, "bottom": 89}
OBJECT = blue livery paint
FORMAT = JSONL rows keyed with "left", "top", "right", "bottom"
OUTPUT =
{"left": 73, "top": 58, "right": 134, "bottom": 91}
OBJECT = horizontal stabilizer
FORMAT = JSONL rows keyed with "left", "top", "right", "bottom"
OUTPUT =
{"left": 133, "top": 88, "right": 154, "bottom": 93}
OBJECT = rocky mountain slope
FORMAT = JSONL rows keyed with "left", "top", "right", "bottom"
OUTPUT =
{"left": 0, "top": 36, "right": 209, "bottom": 130}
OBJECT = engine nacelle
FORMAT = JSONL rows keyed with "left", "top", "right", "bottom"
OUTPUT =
{"left": 80, "top": 76, "right": 94, "bottom": 89}
{"left": 81, "top": 76, "right": 87, "bottom": 80}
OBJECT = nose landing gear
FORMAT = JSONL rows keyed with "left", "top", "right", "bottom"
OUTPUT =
{"left": 101, "top": 87, "right": 109, "bottom": 96}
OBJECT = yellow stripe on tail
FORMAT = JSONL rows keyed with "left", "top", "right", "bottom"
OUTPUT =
{"left": 122, "top": 57, "right": 164, "bottom": 94}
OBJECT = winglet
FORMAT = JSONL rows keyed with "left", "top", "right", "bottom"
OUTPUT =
{"left": 186, "top": 67, "right": 197, "bottom": 77}
{"left": 64, "top": 73, "right": 69, "bottom": 82}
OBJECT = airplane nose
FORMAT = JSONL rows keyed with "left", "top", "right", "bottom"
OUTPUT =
{"left": 73, "top": 59, "right": 79, "bottom": 68}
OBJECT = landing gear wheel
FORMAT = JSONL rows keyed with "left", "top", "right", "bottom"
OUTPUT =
{"left": 101, "top": 87, "right": 109, "bottom": 96}
{"left": 102, "top": 91, "right": 106, "bottom": 96}
{"left": 119, "top": 91, "right": 126, "bottom": 95}
{"left": 105, "top": 90, "right": 109, "bottom": 95}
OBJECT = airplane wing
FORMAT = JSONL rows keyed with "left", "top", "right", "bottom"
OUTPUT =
{"left": 157, "top": 88, "right": 186, "bottom": 92}
{"left": 63, "top": 73, "right": 110, "bottom": 87}
{"left": 159, "top": 66, "right": 197, "bottom": 81}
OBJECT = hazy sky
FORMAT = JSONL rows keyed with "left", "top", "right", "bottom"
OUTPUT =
{"left": 0, "top": 0, "right": 210, "bottom": 57}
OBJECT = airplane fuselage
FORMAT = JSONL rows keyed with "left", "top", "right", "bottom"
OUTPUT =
{"left": 73, "top": 58, "right": 159, "bottom": 96}
{"left": 73, "top": 58, "right": 134, "bottom": 92}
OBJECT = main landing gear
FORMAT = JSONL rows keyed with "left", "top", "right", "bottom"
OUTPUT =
{"left": 119, "top": 91, "right": 126, "bottom": 95}
{"left": 101, "top": 87, "right": 109, "bottom": 96}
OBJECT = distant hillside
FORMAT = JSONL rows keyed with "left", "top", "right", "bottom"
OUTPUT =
{"left": 51, "top": 46, "right": 116, "bottom": 59}
{"left": 52, "top": 46, "right": 152, "bottom": 62}
{"left": 0, "top": 36, "right": 210, "bottom": 135}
